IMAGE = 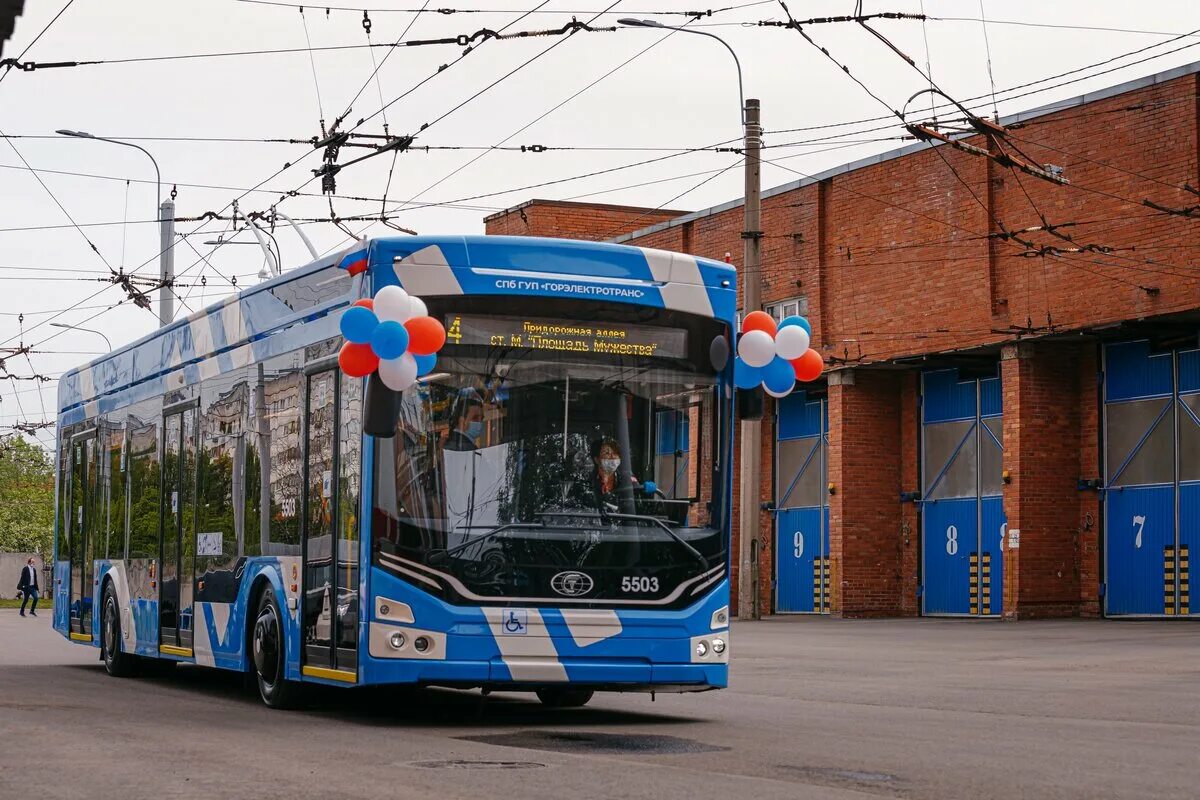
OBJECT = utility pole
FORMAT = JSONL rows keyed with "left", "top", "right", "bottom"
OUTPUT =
{"left": 738, "top": 98, "right": 763, "bottom": 620}
{"left": 159, "top": 198, "right": 175, "bottom": 326}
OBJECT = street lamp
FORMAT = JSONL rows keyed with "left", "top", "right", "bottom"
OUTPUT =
{"left": 55, "top": 129, "right": 175, "bottom": 327}
{"left": 617, "top": 19, "right": 745, "bottom": 125}
{"left": 49, "top": 322, "right": 113, "bottom": 351}
{"left": 619, "top": 18, "right": 764, "bottom": 620}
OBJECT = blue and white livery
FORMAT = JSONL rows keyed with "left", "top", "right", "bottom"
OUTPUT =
{"left": 53, "top": 235, "right": 735, "bottom": 707}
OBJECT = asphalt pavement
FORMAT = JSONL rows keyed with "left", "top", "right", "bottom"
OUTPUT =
{"left": 0, "top": 610, "right": 1195, "bottom": 799}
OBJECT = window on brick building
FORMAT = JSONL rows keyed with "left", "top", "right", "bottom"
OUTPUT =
{"left": 765, "top": 297, "right": 809, "bottom": 324}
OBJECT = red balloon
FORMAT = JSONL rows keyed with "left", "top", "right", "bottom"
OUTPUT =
{"left": 405, "top": 316, "right": 446, "bottom": 356}
{"left": 742, "top": 310, "right": 777, "bottom": 338}
{"left": 338, "top": 341, "right": 379, "bottom": 378}
{"left": 791, "top": 349, "right": 824, "bottom": 382}
{"left": 353, "top": 298, "right": 374, "bottom": 311}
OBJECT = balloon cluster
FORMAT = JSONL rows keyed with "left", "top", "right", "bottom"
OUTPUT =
{"left": 337, "top": 285, "right": 446, "bottom": 391}
{"left": 733, "top": 311, "right": 823, "bottom": 397}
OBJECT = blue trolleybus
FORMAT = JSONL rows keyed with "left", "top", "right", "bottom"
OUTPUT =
{"left": 52, "top": 235, "right": 735, "bottom": 708}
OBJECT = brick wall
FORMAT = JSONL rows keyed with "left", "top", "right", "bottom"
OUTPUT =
{"left": 483, "top": 66, "right": 1200, "bottom": 618}
{"left": 484, "top": 200, "right": 687, "bottom": 242}
{"left": 827, "top": 371, "right": 905, "bottom": 617}
{"left": 1001, "top": 342, "right": 1085, "bottom": 618}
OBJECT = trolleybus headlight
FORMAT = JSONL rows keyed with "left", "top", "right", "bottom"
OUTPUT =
{"left": 414, "top": 636, "right": 431, "bottom": 653}
{"left": 388, "top": 631, "right": 406, "bottom": 650}
{"left": 695, "top": 640, "right": 709, "bottom": 658}
{"left": 711, "top": 637, "right": 726, "bottom": 655}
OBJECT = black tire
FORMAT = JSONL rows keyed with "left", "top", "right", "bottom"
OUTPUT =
{"left": 101, "top": 584, "right": 139, "bottom": 678}
{"left": 252, "top": 589, "right": 303, "bottom": 709}
{"left": 535, "top": 688, "right": 594, "bottom": 708}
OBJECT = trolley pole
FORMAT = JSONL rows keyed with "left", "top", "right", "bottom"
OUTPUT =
{"left": 737, "top": 98, "right": 763, "bottom": 620}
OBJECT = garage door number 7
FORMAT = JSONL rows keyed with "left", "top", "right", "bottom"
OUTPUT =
{"left": 1133, "top": 515, "right": 1145, "bottom": 550}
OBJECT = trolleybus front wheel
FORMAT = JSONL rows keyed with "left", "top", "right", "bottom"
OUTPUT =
{"left": 252, "top": 590, "right": 303, "bottom": 709}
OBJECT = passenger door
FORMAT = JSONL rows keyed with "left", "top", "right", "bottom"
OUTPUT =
{"left": 301, "top": 367, "right": 358, "bottom": 680}
{"left": 68, "top": 431, "right": 99, "bottom": 639}
{"left": 160, "top": 403, "right": 198, "bottom": 655}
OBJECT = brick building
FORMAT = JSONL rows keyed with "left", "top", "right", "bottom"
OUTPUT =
{"left": 484, "top": 61, "right": 1200, "bottom": 620}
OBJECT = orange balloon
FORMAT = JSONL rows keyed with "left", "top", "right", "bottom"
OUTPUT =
{"left": 338, "top": 341, "right": 379, "bottom": 378}
{"left": 404, "top": 316, "right": 446, "bottom": 356}
{"left": 742, "top": 310, "right": 777, "bottom": 337}
{"left": 791, "top": 349, "right": 824, "bottom": 382}
{"left": 353, "top": 298, "right": 374, "bottom": 311}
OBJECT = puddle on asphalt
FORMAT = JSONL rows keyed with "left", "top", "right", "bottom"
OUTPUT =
{"left": 460, "top": 730, "right": 729, "bottom": 755}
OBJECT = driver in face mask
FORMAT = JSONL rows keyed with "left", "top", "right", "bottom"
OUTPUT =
{"left": 591, "top": 438, "right": 636, "bottom": 506}
{"left": 446, "top": 390, "right": 485, "bottom": 451}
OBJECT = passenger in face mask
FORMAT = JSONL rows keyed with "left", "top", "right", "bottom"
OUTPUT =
{"left": 446, "top": 390, "right": 485, "bottom": 451}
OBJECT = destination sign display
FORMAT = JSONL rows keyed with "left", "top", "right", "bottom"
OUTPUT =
{"left": 444, "top": 314, "right": 688, "bottom": 359}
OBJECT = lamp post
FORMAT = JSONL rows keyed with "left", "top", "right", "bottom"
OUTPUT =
{"left": 55, "top": 129, "right": 175, "bottom": 327}
{"left": 619, "top": 19, "right": 763, "bottom": 620}
{"left": 49, "top": 322, "right": 113, "bottom": 351}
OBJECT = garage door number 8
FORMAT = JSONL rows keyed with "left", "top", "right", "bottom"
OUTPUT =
{"left": 946, "top": 525, "right": 959, "bottom": 556}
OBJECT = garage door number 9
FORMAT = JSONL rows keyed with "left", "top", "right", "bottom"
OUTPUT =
{"left": 793, "top": 531, "right": 804, "bottom": 558}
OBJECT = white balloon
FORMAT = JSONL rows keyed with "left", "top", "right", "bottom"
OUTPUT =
{"left": 408, "top": 296, "right": 428, "bottom": 319}
{"left": 775, "top": 325, "right": 811, "bottom": 360}
{"left": 737, "top": 329, "right": 775, "bottom": 368}
{"left": 374, "top": 285, "right": 412, "bottom": 322}
{"left": 378, "top": 353, "right": 418, "bottom": 392}
{"left": 764, "top": 384, "right": 791, "bottom": 399}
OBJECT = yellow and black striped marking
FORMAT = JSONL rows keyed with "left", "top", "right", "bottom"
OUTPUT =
{"left": 969, "top": 553, "right": 980, "bottom": 615}
{"left": 1180, "top": 545, "right": 1189, "bottom": 616}
{"left": 1164, "top": 545, "right": 1177, "bottom": 616}
{"left": 812, "top": 557, "right": 831, "bottom": 612}
{"left": 981, "top": 553, "right": 992, "bottom": 616}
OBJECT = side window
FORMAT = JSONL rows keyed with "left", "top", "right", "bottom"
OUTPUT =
{"left": 198, "top": 372, "right": 246, "bottom": 566}
{"left": 55, "top": 428, "right": 73, "bottom": 561}
{"left": 261, "top": 355, "right": 303, "bottom": 554}
{"left": 105, "top": 422, "right": 127, "bottom": 560}
{"left": 126, "top": 410, "right": 160, "bottom": 560}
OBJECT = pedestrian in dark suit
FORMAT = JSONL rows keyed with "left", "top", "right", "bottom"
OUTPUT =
{"left": 17, "top": 558, "right": 39, "bottom": 617}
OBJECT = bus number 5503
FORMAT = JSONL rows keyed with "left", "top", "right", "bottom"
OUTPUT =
{"left": 621, "top": 576, "right": 659, "bottom": 593}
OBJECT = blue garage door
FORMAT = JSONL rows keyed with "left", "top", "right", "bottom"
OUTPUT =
{"left": 774, "top": 392, "right": 830, "bottom": 614}
{"left": 1104, "top": 342, "right": 1197, "bottom": 617}
{"left": 921, "top": 369, "right": 1006, "bottom": 616}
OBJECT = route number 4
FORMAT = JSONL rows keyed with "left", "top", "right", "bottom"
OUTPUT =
{"left": 1133, "top": 515, "right": 1146, "bottom": 549}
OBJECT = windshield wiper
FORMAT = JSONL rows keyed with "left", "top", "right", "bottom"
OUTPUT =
{"left": 427, "top": 522, "right": 546, "bottom": 565}
{"left": 603, "top": 512, "right": 709, "bottom": 569}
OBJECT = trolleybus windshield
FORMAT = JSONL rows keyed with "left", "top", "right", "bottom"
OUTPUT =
{"left": 372, "top": 304, "right": 729, "bottom": 608}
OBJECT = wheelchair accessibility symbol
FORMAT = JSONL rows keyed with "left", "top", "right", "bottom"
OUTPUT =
{"left": 502, "top": 609, "right": 528, "bottom": 635}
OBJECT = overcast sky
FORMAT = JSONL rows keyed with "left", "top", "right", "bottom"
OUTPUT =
{"left": 3, "top": 0, "right": 1200, "bottom": 446}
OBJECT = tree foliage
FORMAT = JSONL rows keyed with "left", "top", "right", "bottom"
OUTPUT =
{"left": 0, "top": 435, "right": 55, "bottom": 558}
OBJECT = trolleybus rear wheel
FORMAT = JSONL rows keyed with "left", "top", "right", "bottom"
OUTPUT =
{"left": 101, "top": 583, "right": 139, "bottom": 678}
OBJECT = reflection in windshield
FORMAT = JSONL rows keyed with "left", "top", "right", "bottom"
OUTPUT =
{"left": 372, "top": 312, "right": 729, "bottom": 607}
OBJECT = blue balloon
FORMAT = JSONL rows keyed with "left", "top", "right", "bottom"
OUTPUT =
{"left": 414, "top": 352, "right": 437, "bottom": 377}
{"left": 340, "top": 305, "right": 378, "bottom": 344}
{"left": 733, "top": 357, "right": 762, "bottom": 390}
{"left": 762, "top": 356, "right": 796, "bottom": 395}
{"left": 370, "top": 320, "right": 410, "bottom": 360}
{"left": 779, "top": 315, "right": 812, "bottom": 336}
